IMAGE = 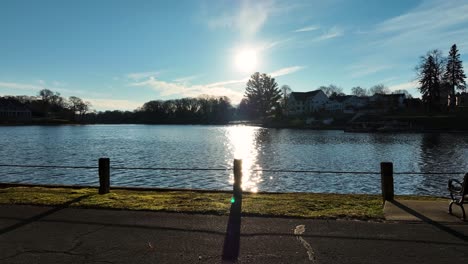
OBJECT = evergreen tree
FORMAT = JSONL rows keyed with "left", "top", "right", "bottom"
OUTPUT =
{"left": 244, "top": 72, "right": 282, "bottom": 119}
{"left": 417, "top": 50, "right": 445, "bottom": 111}
{"left": 443, "top": 44, "right": 466, "bottom": 108}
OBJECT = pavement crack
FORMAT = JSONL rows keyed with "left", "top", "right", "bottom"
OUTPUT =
{"left": 294, "top": 225, "right": 317, "bottom": 263}
{"left": 0, "top": 249, "right": 90, "bottom": 260}
{"left": 0, "top": 251, "right": 25, "bottom": 261}
{"left": 73, "top": 225, "right": 106, "bottom": 244}
{"left": 69, "top": 225, "right": 106, "bottom": 252}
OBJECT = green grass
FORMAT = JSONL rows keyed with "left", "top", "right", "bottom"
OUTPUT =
{"left": 0, "top": 186, "right": 443, "bottom": 220}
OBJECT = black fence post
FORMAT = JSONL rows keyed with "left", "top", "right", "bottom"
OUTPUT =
{"left": 233, "top": 159, "right": 243, "bottom": 201}
{"left": 99, "top": 158, "right": 110, "bottom": 194}
{"left": 222, "top": 159, "right": 243, "bottom": 261}
{"left": 380, "top": 162, "right": 394, "bottom": 202}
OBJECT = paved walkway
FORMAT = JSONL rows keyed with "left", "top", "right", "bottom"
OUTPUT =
{"left": 384, "top": 199, "right": 465, "bottom": 222}
{"left": 1, "top": 204, "right": 467, "bottom": 263}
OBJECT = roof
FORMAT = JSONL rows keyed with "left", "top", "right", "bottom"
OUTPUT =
{"left": 332, "top": 95, "right": 353, "bottom": 103}
{"left": 373, "top": 93, "right": 405, "bottom": 98}
{"left": 290, "top": 90, "right": 324, "bottom": 102}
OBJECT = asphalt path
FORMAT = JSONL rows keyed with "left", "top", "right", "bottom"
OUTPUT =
{"left": 0, "top": 204, "right": 467, "bottom": 263}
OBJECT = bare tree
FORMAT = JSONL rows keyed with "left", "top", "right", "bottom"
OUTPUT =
{"left": 351, "top": 86, "right": 368, "bottom": 97}
{"left": 319, "top": 84, "right": 343, "bottom": 97}
{"left": 68, "top": 96, "right": 91, "bottom": 121}
{"left": 369, "top": 84, "right": 390, "bottom": 95}
{"left": 280, "top": 85, "right": 292, "bottom": 114}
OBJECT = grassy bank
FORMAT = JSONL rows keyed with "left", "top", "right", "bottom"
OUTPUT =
{"left": 0, "top": 186, "right": 445, "bottom": 220}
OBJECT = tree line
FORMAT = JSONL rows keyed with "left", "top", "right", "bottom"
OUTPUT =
{"left": 87, "top": 96, "right": 234, "bottom": 124}
{"left": 416, "top": 44, "right": 466, "bottom": 111}
{"left": 1, "top": 91, "right": 235, "bottom": 124}
{"left": 1, "top": 89, "right": 91, "bottom": 122}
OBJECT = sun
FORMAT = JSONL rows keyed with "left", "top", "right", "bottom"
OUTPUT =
{"left": 234, "top": 48, "right": 258, "bottom": 73}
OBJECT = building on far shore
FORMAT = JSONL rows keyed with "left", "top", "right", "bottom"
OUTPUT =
{"left": 0, "top": 98, "right": 32, "bottom": 122}
{"left": 369, "top": 93, "right": 405, "bottom": 110}
{"left": 287, "top": 90, "right": 328, "bottom": 115}
{"left": 326, "top": 95, "right": 369, "bottom": 112}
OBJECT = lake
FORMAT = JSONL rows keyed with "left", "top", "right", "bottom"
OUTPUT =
{"left": 0, "top": 125, "right": 467, "bottom": 196}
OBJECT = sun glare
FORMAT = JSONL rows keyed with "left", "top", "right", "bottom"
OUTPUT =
{"left": 225, "top": 126, "right": 262, "bottom": 193}
{"left": 235, "top": 48, "right": 258, "bottom": 73}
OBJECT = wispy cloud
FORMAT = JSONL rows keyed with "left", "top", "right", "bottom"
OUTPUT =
{"left": 205, "top": 0, "right": 298, "bottom": 37}
{"left": 294, "top": 25, "right": 319, "bottom": 33}
{"left": 377, "top": 0, "right": 468, "bottom": 33}
{"left": 0, "top": 81, "right": 43, "bottom": 91}
{"left": 348, "top": 64, "right": 393, "bottom": 78}
{"left": 131, "top": 77, "right": 246, "bottom": 103}
{"left": 260, "top": 38, "right": 293, "bottom": 51}
{"left": 388, "top": 80, "right": 419, "bottom": 92}
{"left": 205, "top": 78, "right": 249, "bottom": 88}
{"left": 371, "top": 0, "right": 468, "bottom": 52}
{"left": 342, "top": 0, "right": 468, "bottom": 92}
{"left": 206, "top": 1, "right": 272, "bottom": 36}
{"left": 130, "top": 66, "right": 304, "bottom": 103}
{"left": 314, "top": 26, "right": 344, "bottom": 41}
{"left": 0, "top": 80, "right": 106, "bottom": 98}
{"left": 270, "top": 66, "right": 305, "bottom": 77}
{"left": 85, "top": 98, "right": 144, "bottom": 111}
{"left": 173, "top": 75, "right": 201, "bottom": 83}
{"left": 127, "top": 71, "right": 161, "bottom": 80}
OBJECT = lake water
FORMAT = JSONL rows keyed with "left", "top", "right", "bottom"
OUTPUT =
{"left": 0, "top": 125, "right": 467, "bottom": 196}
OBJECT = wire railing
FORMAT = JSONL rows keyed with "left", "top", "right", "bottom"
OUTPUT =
{"left": 1, "top": 159, "right": 466, "bottom": 199}
{"left": 0, "top": 163, "right": 465, "bottom": 175}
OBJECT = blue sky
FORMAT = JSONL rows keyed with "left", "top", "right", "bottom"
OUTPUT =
{"left": 1, "top": 0, "right": 468, "bottom": 111}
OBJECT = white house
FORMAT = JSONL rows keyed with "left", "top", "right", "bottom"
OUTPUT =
{"left": 325, "top": 100, "right": 344, "bottom": 112}
{"left": 369, "top": 94, "right": 405, "bottom": 109}
{"left": 288, "top": 90, "right": 328, "bottom": 115}
{"left": 342, "top": 96, "right": 369, "bottom": 109}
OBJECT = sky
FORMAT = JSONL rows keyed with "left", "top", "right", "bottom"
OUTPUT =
{"left": 1, "top": 0, "right": 468, "bottom": 111}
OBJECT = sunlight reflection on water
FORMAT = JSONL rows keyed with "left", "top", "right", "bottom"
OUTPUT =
{"left": 225, "top": 126, "right": 262, "bottom": 192}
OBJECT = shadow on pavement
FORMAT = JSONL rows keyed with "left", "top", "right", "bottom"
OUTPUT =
{"left": 0, "top": 194, "right": 91, "bottom": 236}
{"left": 390, "top": 200, "right": 468, "bottom": 242}
{"left": 221, "top": 195, "right": 242, "bottom": 263}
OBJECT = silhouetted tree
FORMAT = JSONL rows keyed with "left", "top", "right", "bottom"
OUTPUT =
{"left": 392, "top": 89, "right": 413, "bottom": 99}
{"left": 443, "top": 44, "right": 466, "bottom": 109}
{"left": 319, "top": 84, "right": 343, "bottom": 97}
{"left": 369, "top": 84, "right": 390, "bottom": 95}
{"left": 39, "top": 89, "right": 54, "bottom": 104}
{"left": 68, "top": 96, "right": 90, "bottom": 121}
{"left": 416, "top": 49, "right": 446, "bottom": 111}
{"left": 244, "top": 72, "right": 282, "bottom": 119}
{"left": 38, "top": 89, "right": 54, "bottom": 116}
{"left": 351, "top": 86, "right": 368, "bottom": 96}
{"left": 237, "top": 98, "right": 255, "bottom": 120}
{"left": 280, "top": 85, "right": 292, "bottom": 115}
{"left": 137, "top": 96, "right": 233, "bottom": 124}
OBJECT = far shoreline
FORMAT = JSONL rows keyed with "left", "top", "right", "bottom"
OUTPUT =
{"left": 2, "top": 121, "right": 468, "bottom": 133}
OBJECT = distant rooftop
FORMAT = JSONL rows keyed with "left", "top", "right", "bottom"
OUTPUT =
{"left": 290, "top": 90, "right": 323, "bottom": 101}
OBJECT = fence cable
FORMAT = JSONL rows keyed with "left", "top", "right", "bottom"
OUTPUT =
{"left": 0, "top": 164, "right": 465, "bottom": 175}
